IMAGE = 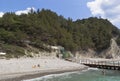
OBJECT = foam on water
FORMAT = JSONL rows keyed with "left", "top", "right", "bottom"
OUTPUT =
{"left": 22, "top": 71, "right": 81, "bottom": 81}
{"left": 88, "top": 67, "right": 99, "bottom": 70}
{"left": 22, "top": 68, "right": 120, "bottom": 81}
{"left": 22, "top": 68, "right": 97, "bottom": 81}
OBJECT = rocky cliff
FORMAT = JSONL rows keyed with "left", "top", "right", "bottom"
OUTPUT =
{"left": 100, "top": 38, "right": 120, "bottom": 58}
{"left": 75, "top": 38, "right": 120, "bottom": 59}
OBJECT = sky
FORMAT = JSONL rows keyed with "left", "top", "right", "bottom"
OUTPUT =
{"left": 0, "top": 0, "right": 120, "bottom": 28}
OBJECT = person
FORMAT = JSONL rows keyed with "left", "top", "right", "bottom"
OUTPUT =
{"left": 102, "top": 70, "right": 105, "bottom": 75}
{"left": 37, "top": 64, "right": 40, "bottom": 67}
{"left": 32, "top": 65, "right": 36, "bottom": 68}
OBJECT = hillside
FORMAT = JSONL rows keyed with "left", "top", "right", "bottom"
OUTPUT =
{"left": 0, "top": 9, "right": 120, "bottom": 58}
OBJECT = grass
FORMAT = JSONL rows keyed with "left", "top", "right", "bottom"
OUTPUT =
{"left": 1, "top": 44, "right": 25, "bottom": 58}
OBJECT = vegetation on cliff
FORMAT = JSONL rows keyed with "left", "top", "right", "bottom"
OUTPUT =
{"left": 0, "top": 9, "right": 120, "bottom": 57}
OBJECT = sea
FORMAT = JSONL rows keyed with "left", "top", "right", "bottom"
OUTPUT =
{"left": 23, "top": 68, "right": 120, "bottom": 81}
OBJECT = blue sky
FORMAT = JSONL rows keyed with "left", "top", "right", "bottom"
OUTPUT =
{"left": 0, "top": 0, "right": 120, "bottom": 28}
{"left": 0, "top": 0, "right": 93, "bottom": 20}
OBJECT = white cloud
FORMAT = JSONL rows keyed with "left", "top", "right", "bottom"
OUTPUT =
{"left": 0, "top": 7, "right": 36, "bottom": 17}
{"left": 0, "top": 12, "right": 4, "bottom": 17}
{"left": 87, "top": 0, "right": 120, "bottom": 27}
{"left": 15, "top": 7, "right": 36, "bottom": 15}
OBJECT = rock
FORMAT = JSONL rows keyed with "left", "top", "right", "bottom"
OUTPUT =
{"left": 101, "top": 38, "right": 120, "bottom": 58}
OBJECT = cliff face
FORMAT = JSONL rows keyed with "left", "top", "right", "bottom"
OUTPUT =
{"left": 101, "top": 38, "right": 120, "bottom": 58}
{"left": 75, "top": 38, "right": 120, "bottom": 59}
{"left": 75, "top": 49, "right": 96, "bottom": 59}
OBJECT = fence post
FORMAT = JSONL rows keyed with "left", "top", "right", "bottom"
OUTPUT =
{"left": 118, "top": 61, "right": 119, "bottom": 66}
{"left": 113, "top": 61, "right": 115, "bottom": 66}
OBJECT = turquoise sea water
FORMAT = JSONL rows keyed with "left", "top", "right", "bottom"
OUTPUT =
{"left": 24, "top": 68, "right": 120, "bottom": 81}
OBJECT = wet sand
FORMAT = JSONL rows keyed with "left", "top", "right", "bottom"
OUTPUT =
{"left": 0, "top": 67, "right": 88, "bottom": 81}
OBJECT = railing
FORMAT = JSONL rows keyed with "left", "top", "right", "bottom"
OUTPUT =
{"left": 79, "top": 59, "right": 120, "bottom": 66}
{"left": 79, "top": 59, "right": 120, "bottom": 70}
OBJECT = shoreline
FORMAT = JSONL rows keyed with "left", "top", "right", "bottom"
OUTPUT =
{"left": 0, "top": 67, "right": 88, "bottom": 81}
{"left": 0, "top": 57, "right": 119, "bottom": 81}
{"left": 0, "top": 58, "right": 88, "bottom": 81}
